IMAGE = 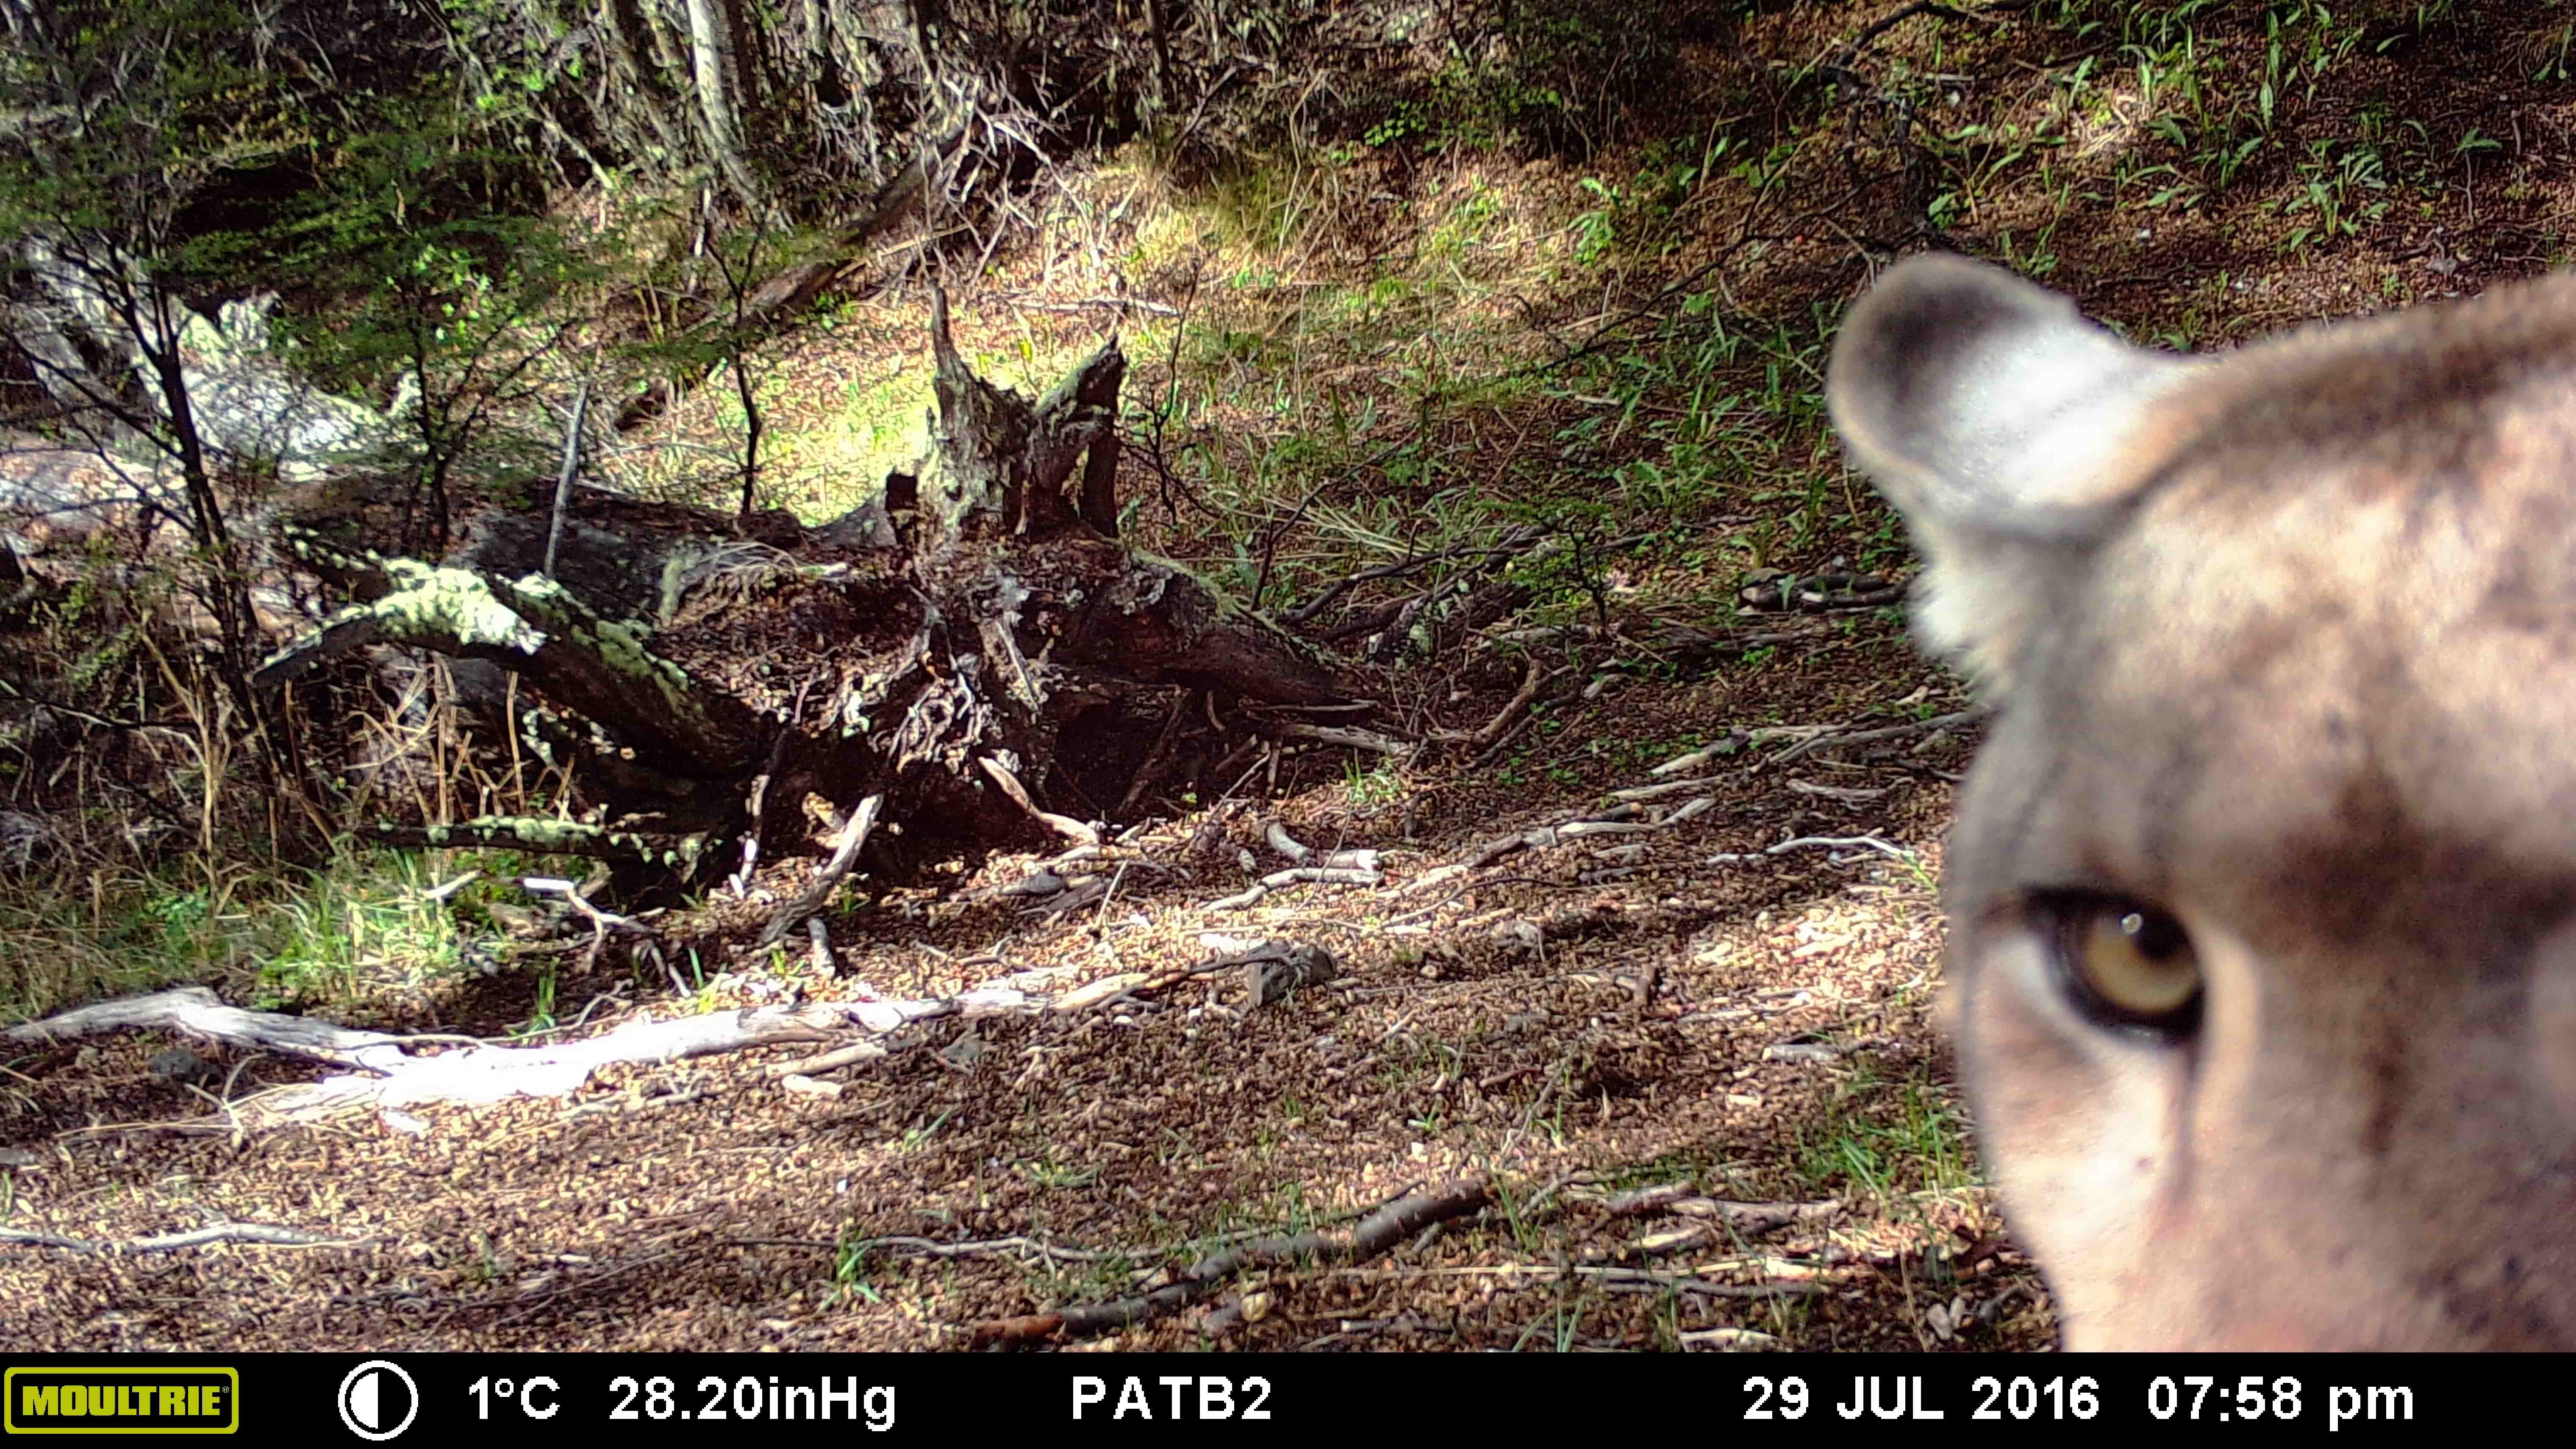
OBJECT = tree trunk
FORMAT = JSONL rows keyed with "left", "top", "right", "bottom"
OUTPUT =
{"left": 681, "top": 0, "right": 764, "bottom": 207}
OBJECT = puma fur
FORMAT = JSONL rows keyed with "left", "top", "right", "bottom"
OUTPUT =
{"left": 1829, "top": 254, "right": 2576, "bottom": 1349}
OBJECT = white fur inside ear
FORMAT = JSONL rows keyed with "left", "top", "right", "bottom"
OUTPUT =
{"left": 1827, "top": 255, "right": 2196, "bottom": 691}
{"left": 1900, "top": 522, "right": 2073, "bottom": 694}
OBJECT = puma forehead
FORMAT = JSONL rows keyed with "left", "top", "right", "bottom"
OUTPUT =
{"left": 1830, "top": 255, "right": 2576, "bottom": 1349}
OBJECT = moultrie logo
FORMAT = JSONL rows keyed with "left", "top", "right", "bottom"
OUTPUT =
{"left": 5, "top": 1366, "right": 239, "bottom": 1434}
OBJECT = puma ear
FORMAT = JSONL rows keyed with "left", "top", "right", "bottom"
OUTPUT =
{"left": 1827, "top": 253, "right": 2196, "bottom": 693}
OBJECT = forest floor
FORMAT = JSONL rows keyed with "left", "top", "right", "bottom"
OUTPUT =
{"left": 4, "top": 0, "right": 2573, "bottom": 1353}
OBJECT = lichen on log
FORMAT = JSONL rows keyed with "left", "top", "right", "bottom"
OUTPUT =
{"left": 262, "top": 525, "right": 763, "bottom": 777}
{"left": 367, "top": 815, "right": 711, "bottom": 870}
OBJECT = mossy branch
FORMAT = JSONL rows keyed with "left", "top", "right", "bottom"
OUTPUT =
{"left": 263, "top": 525, "right": 763, "bottom": 776}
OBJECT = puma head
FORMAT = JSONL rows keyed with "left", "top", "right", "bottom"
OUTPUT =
{"left": 1828, "top": 253, "right": 2576, "bottom": 1350}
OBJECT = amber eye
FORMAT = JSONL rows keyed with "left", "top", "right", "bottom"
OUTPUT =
{"left": 2035, "top": 894, "right": 2203, "bottom": 1037}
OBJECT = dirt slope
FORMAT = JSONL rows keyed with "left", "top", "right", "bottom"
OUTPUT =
{"left": 0, "top": 628, "right": 2038, "bottom": 1352}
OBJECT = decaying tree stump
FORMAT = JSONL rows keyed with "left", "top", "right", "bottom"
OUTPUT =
{"left": 260, "top": 289, "right": 1366, "bottom": 885}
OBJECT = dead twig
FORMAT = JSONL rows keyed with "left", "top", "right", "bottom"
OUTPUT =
{"left": 967, "top": 1177, "right": 1494, "bottom": 1346}
{"left": 539, "top": 381, "right": 591, "bottom": 579}
{"left": 1597, "top": 1185, "right": 1844, "bottom": 1236}
{"left": 8, "top": 985, "right": 408, "bottom": 1071}
{"left": 1786, "top": 777, "right": 1889, "bottom": 803}
{"left": 1766, "top": 708, "right": 1983, "bottom": 766}
{"left": 1206, "top": 865, "right": 1384, "bottom": 911}
{"left": 1274, "top": 722, "right": 1410, "bottom": 756}
{"left": 1708, "top": 833, "right": 1918, "bottom": 866}
{"left": 768, "top": 1041, "right": 889, "bottom": 1079}
{"left": 0, "top": 1222, "right": 361, "bottom": 1254}
{"left": 1436, "top": 655, "right": 1561, "bottom": 751}
{"left": 757, "top": 794, "right": 883, "bottom": 949}
{"left": 1262, "top": 820, "right": 1379, "bottom": 872}
{"left": 1608, "top": 775, "right": 1719, "bottom": 802}
{"left": 979, "top": 756, "right": 1099, "bottom": 844}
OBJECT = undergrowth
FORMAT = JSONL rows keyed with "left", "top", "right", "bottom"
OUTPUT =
{"left": 0, "top": 846, "right": 544, "bottom": 1020}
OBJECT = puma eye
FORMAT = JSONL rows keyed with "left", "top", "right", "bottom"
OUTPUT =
{"left": 2032, "top": 894, "right": 2204, "bottom": 1037}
